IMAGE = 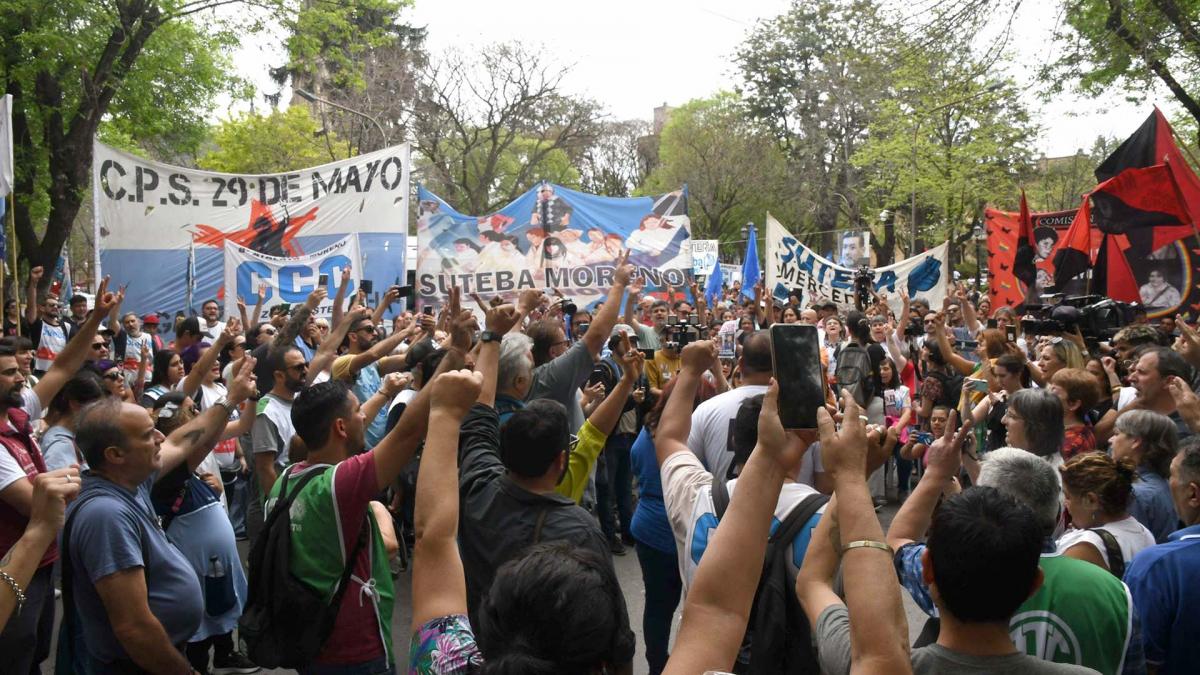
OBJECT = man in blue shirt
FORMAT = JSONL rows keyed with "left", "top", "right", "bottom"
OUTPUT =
{"left": 1125, "top": 438, "right": 1200, "bottom": 675}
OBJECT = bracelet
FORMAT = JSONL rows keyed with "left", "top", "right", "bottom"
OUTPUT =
{"left": 1110, "top": 385, "right": 1122, "bottom": 394}
{"left": 0, "top": 570, "right": 26, "bottom": 615}
{"left": 842, "top": 540, "right": 894, "bottom": 555}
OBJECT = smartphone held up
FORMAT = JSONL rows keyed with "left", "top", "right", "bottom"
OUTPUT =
{"left": 769, "top": 324, "right": 823, "bottom": 429}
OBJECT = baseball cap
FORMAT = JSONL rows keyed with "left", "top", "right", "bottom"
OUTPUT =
{"left": 610, "top": 324, "right": 637, "bottom": 340}
{"left": 142, "top": 313, "right": 160, "bottom": 325}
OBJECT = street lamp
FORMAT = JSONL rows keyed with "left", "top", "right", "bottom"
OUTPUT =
{"left": 973, "top": 223, "right": 987, "bottom": 289}
{"left": 909, "top": 82, "right": 1004, "bottom": 256}
{"left": 295, "top": 88, "right": 391, "bottom": 147}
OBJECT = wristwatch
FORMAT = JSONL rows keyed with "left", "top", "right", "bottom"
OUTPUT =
{"left": 479, "top": 330, "right": 502, "bottom": 344}
{"left": 213, "top": 397, "right": 236, "bottom": 418}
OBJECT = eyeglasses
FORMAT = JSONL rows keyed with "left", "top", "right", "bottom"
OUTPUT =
{"left": 103, "top": 372, "right": 123, "bottom": 381}
{"left": 91, "top": 343, "right": 107, "bottom": 349}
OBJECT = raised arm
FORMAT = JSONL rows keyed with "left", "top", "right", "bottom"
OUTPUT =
{"left": 0, "top": 468, "right": 79, "bottom": 627}
{"left": 665, "top": 381, "right": 808, "bottom": 674}
{"left": 655, "top": 340, "right": 718, "bottom": 467}
{"left": 179, "top": 322, "right": 236, "bottom": 400}
{"left": 237, "top": 296, "right": 250, "bottom": 335}
{"left": 158, "top": 357, "right": 257, "bottom": 475}
{"left": 932, "top": 317, "right": 975, "bottom": 377}
{"left": 624, "top": 276, "right": 649, "bottom": 334}
{"left": 34, "top": 278, "right": 114, "bottom": 409}
{"left": 411, "top": 369, "right": 483, "bottom": 629}
{"left": 587, "top": 337, "right": 643, "bottom": 437}
{"left": 107, "top": 286, "right": 126, "bottom": 330}
{"left": 370, "top": 285, "right": 400, "bottom": 328}
{"left": 251, "top": 283, "right": 267, "bottom": 327}
{"left": 24, "top": 266, "right": 42, "bottom": 325}
{"left": 370, "top": 346, "right": 466, "bottom": 492}
{"left": 819, "top": 392, "right": 912, "bottom": 673}
{"left": 581, "top": 251, "right": 633, "bottom": 359}
{"left": 795, "top": 493, "right": 843, "bottom": 627}
{"left": 274, "top": 288, "right": 325, "bottom": 349}
{"left": 476, "top": 304, "right": 522, "bottom": 407}
{"left": 957, "top": 285, "right": 981, "bottom": 334}
{"left": 886, "top": 410, "right": 970, "bottom": 552}
{"left": 332, "top": 268, "right": 351, "bottom": 329}
{"left": 309, "top": 307, "right": 369, "bottom": 384}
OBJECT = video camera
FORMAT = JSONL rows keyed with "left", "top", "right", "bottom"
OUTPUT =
{"left": 1020, "top": 295, "right": 1137, "bottom": 340}
{"left": 853, "top": 266, "right": 874, "bottom": 311}
{"left": 664, "top": 312, "right": 703, "bottom": 351}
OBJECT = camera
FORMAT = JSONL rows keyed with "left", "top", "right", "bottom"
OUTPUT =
{"left": 665, "top": 312, "right": 701, "bottom": 351}
{"left": 1020, "top": 295, "right": 1136, "bottom": 340}
{"left": 853, "top": 266, "right": 874, "bottom": 311}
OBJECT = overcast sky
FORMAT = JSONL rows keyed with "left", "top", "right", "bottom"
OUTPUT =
{"left": 228, "top": 0, "right": 1174, "bottom": 157}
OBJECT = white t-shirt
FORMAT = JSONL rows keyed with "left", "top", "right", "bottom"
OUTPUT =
{"left": 198, "top": 382, "right": 240, "bottom": 472}
{"left": 33, "top": 322, "right": 67, "bottom": 373}
{"left": 0, "top": 389, "right": 48, "bottom": 491}
{"left": 687, "top": 384, "right": 769, "bottom": 482}
{"left": 1055, "top": 515, "right": 1156, "bottom": 571}
{"left": 1115, "top": 387, "right": 1138, "bottom": 411}
{"left": 202, "top": 320, "right": 226, "bottom": 342}
{"left": 661, "top": 451, "right": 826, "bottom": 593}
{"left": 882, "top": 385, "right": 911, "bottom": 420}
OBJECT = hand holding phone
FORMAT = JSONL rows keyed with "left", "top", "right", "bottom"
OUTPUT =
{"left": 769, "top": 324, "right": 822, "bottom": 429}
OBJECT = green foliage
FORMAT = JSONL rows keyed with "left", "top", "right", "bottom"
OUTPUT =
{"left": 641, "top": 92, "right": 795, "bottom": 243}
{"left": 199, "top": 106, "right": 345, "bottom": 174}
{"left": 850, "top": 41, "right": 1038, "bottom": 252}
{"left": 278, "top": 0, "right": 412, "bottom": 93}
{"left": 1042, "top": 0, "right": 1200, "bottom": 131}
{"left": 0, "top": 0, "right": 260, "bottom": 283}
{"left": 735, "top": 0, "right": 895, "bottom": 239}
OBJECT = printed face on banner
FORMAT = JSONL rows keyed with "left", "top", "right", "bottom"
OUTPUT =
{"left": 95, "top": 142, "right": 409, "bottom": 319}
{"left": 765, "top": 216, "right": 948, "bottom": 316}
{"left": 837, "top": 230, "right": 871, "bottom": 268}
{"left": 416, "top": 184, "right": 691, "bottom": 311}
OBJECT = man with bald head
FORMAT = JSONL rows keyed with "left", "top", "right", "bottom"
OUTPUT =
{"left": 688, "top": 330, "right": 775, "bottom": 480}
{"left": 63, "top": 359, "right": 257, "bottom": 673}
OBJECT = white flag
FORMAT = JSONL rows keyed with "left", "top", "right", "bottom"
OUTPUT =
{"left": 0, "top": 94, "right": 12, "bottom": 196}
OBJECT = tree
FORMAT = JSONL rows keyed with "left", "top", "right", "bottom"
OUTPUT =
{"left": 640, "top": 93, "right": 795, "bottom": 243}
{"left": 736, "top": 0, "right": 895, "bottom": 250}
{"left": 198, "top": 106, "right": 345, "bottom": 174}
{"left": 412, "top": 44, "right": 602, "bottom": 213}
{"left": 1, "top": 0, "right": 245, "bottom": 293}
{"left": 851, "top": 41, "right": 1038, "bottom": 262}
{"left": 578, "top": 119, "right": 649, "bottom": 197}
{"left": 1043, "top": 0, "right": 1200, "bottom": 134}
{"left": 271, "top": 0, "right": 426, "bottom": 156}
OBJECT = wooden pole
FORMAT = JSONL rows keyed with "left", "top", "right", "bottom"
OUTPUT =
{"left": 6, "top": 194, "right": 16, "bottom": 336}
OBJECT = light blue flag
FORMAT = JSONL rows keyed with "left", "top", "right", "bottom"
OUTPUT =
{"left": 741, "top": 224, "right": 760, "bottom": 299}
{"left": 704, "top": 256, "right": 723, "bottom": 306}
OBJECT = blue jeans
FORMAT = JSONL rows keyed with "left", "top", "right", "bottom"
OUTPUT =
{"left": 596, "top": 433, "right": 635, "bottom": 541}
{"left": 893, "top": 445, "right": 913, "bottom": 496}
{"left": 298, "top": 657, "right": 394, "bottom": 675}
{"left": 634, "top": 540, "right": 682, "bottom": 675}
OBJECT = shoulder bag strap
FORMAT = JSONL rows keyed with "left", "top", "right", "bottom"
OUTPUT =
{"left": 1088, "top": 528, "right": 1126, "bottom": 578}
{"left": 712, "top": 475, "right": 731, "bottom": 520}
{"left": 771, "top": 493, "right": 830, "bottom": 546}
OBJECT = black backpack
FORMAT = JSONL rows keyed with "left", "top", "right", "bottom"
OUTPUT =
{"left": 713, "top": 477, "right": 829, "bottom": 674}
{"left": 835, "top": 342, "right": 876, "bottom": 407}
{"left": 239, "top": 466, "right": 368, "bottom": 669}
{"left": 928, "top": 369, "right": 965, "bottom": 409}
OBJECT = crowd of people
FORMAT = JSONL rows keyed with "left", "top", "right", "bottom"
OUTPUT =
{"left": 2, "top": 252, "right": 1200, "bottom": 675}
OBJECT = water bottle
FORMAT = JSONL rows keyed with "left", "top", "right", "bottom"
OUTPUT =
{"left": 204, "top": 555, "right": 236, "bottom": 616}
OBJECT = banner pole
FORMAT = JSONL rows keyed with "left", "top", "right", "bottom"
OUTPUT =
{"left": 7, "top": 194, "right": 18, "bottom": 336}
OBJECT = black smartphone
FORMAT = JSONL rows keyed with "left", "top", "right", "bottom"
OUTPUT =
{"left": 575, "top": 322, "right": 590, "bottom": 336}
{"left": 423, "top": 305, "right": 434, "bottom": 316}
{"left": 1006, "top": 325, "right": 1016, "bottom": 342}
{"left": 318, "top": 274, "right": 329, "bottom": 288}
{"left": 393, "top": 285, "right": 413, "bottom": 300}
{"left": 639, "top": 348, "right": 656, "bottom": 360}
{"left": 769, "top": 324, "right": 823, "bottom": 429}
{"left": 360, "top": 279, "right": 374, "bottom": 295}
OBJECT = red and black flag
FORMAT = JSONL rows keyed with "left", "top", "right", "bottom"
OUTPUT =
{"left": 1012, "top": 189, "right": 1038, "bottom": 303}
{"left": 1052, "top": 198, "right": 1093, "bottom": 289}
{"left": 1094, "top": 108, "right": 1198, "bottom": 253}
